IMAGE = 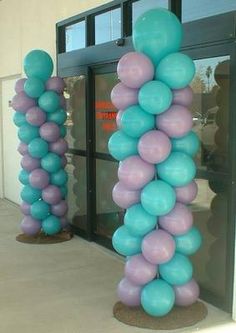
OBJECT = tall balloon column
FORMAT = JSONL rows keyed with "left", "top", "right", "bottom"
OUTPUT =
{"left": 109, "top": 9, "right": 202, "bottom": 317}
{"left": 12, "top": 49, "right": 69, "bottom": 237}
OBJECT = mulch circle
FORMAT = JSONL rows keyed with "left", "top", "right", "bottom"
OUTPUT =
{"left": 113, "top": 301, "right": 208, "bottom": 330}
{"left": 16, "top": 230, "right": 73, "bottom": 244}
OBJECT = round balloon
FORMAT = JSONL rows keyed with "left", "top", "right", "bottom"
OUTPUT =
{"left": 42, "top": 215, "right": 61, "bottom": 235}
{"left": 175, "top": 180, "right": 198, "bottom": 204}
{"left": 20, "top": 201, "right": 31, "bottom": 215}
{"left": 13, "top": 112, "right": 26, "bottom": 127}
{"left": 18, "top": 169, "right": 30, "bottom": 185}
{"left": 11, "top": 91, "right": 36, "bottom": 113}
{"left": 117, "top": 52, "right": 154, "bottom": 89}
{"left": 20, "top": 185, "right": 42, "bottom": 204}
{"left": 29, "top": 168, "right": 49, "bottom": 189}
{"left": 28, "top": 137, "right": 48, "bottom": 158}
{"left": 138, "top": 81, "right": 172, "bottom": 115}
{"left": 174, "top": 279, "right": 199, "bottom": 306}
{"left": 157, "top": 152, "right": 196, "bottom": 187}
{"left": 112, "top": 225, "right": 142, "bottom": 256}
{"left": 21, "top": 154, "right": 40, "bottom": 172}
{"left": 118, "top": 155, "right": 155, "bottom": 190}
{"left": 156, "top": 52, "right": 195, "bottom": 89}
{"left": 15, "top": 78, "right": 27, "bottom": 93}
{"left": 60, "top": 185, "right": 68, "bottom": 199}
{"left": 21, "top": 216, "right": 41, "bottom": 236}
{"left": 172, "top": 86, "right": 193, "bottom": 107}
{"left": 111, "top": 82, "right": 138, "bottom": 110}
{"left": 175, "top": 226, "right": 202, "bottom": 256}
{"left": 117, "top": 278, "right": 141, "bottom": 307}
{"left": 26, "top": 106, "right": 46, "bottom": 126}
{"left": 142, "top": 229, "right": 175, "bottom": 264}
{"left": 133, "top": 8, "right": 182, "bottom": 65}
{"left": 40, "top": 122, "right": 60, "bottom": 143}
{"left": 38, "top": 91, "right": 60, "bottom": 113}
{"left": 121, "top": 105, "right": 155, "bottom": 138}
{"left": 138, "top": 130, "right": 171, "bottom": 164}
{"left": 18, "top": 142, "right": 28, "bottom": 156}
{"left": 49, "top": 138, "right": 68, "bottom": 155}
{"left": 24, "top": 77, "right": 45, "bottom": 98}
{"left": 59, "top": 94, "right": 66, "bottom": 109}
{"left": 50, "top": 169, "right": 68, "bottom": 186}
{"left": 59, "top": 125, "right": 66, "bottom": 138}
{"left": 159, "top": 253, "right": 193, "bottom": 285}
{"left": 47, "top": 108, "right": 67, "bottom": 125}
{"left": 31, "top": 200, "right": 50, "bottom": 220}
{"left": 24, "top": 49, "right": 53, "bottom": 81}
{"left": 159, "top": 202, "right": 193, "bottom": 236}
{"left": 51, "top": 200, "right": 68, "bottom": 217}
{"left": 141, "top": 279, "right": 175, "bottom": 317}
{"left": 41, "top": 153, "right": 61, "bottom": 173}
{"left": 125, "top": 254, "right": 157, "bottom": 285}
{"left": 124, "top": 203, "right": 157, "bottom": 237}
{"left": 108, "top": 130, "right": 138, "bottom": 161}
{"left": 46, "top": 76, "right": 65, "bottom": 94}
{"left": 42, "top": 185, "right": 62, "bottom": 205}
{"left": 156, "top": 104, "right": 193, "bottom": 138}
{"left": 141, "top": 180, "right": 176, "bottom": 216}
{"left": 18, "top": 123, "right": 39, "bottom": 144}
{"left": 116, "top": 110, "right": 124, "bottom": 129}
{"left": 112, "top": 181, "right": 140, "bottom": 209}
{"left": 172, "top": 131, "right": 200, "bottom": 156}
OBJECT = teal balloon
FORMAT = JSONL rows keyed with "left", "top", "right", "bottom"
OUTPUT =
{"left": 20, "top": 185, "right": 42, "bottom": 204}
{"left": 60, "top": 185, "right": 68, "bottom": 198}
{"left": 18, "top": 169, "right": 30, "bottom": 185}
{"left": 121, "top": 105, "right": 155, "bottom": 138}
{"left": 60, "top": 125, "right": 67, "bottom": 138}
{"left": 159, "top": 253, "right": 193, "bottom": 285}
{"left": 41, "top": 153, "right": 61, "bottom": 173}
{"left": 24, "top": 50, "right": 53, "bottom": 81}
{"left": 38, "top": 91, "right": 60, "bottom": 113}
{"left": 28, "top": 138, "right": 48, "bottom": 158}
{"left": 31, "top": 200, "right": 50, "bottom": 220}
{"left": 47, "top": 108, "right": 67, "bottom": 125}
{"left": 18, "top": 123, "right": 39, "bottom": 144}
{"left": 108, "top": 130, "right": 138, "bottom": 160}
{"left": 138, "top": 81, "right": 172, "bottom": 115}
{"left": 141, "top": 180, "right": 176, "bottom": 216}
{"left": 50, "top": 169, "right": 68, "bottom": 186}
{"left": 172, "top": 131, "right": 200, "bottom": 157}
{"left": 24, "top": 77, "right": 45, "bottom": 98}
{"left": 13, "top": 112, "right": 26, "bottom": 127}
{"left": 112, "top": 225, "right": 142, "bottom": 256}
{"left": 141, "top": 279, "right": 175, "bottom": 317}
{"left": 124, "top": 203, "right": 157, "bottom": 237}
{"left": 133, "top": 8, "right": 182, "bottom": 66}
{"left": 175, "top": 226, "right": 202, "bottom": 256}
{"left": 42, "top": 215, "right": 61, "bottom": 235}
{"left": 156, "top": 53, "right": 195, "bottom": 89}
{"left": 157, "top": 152, "right": 196, "bottom": 187}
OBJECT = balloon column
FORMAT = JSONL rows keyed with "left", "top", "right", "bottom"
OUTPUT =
{"left": 12, "top": 50, "right": 69, "bottom": 236}
{"left": 109, "top": 9, "right": 202, "bottom": 317}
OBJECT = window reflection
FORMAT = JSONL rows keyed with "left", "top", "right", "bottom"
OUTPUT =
{"left": 95, "top": 8, "right": 121, "bottom": 44}
{"left": 65, "top": 21, "right": 86, "bottom": 52}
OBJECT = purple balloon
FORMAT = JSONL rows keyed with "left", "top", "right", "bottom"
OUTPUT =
{"left": 111, "top": 82, "right": 138, "bottom": 110}
{"left": 125, "top": 254, "right": 157, "bottom": 285}
{"left": 159, "top": 202, "right": 193, "bottom": 236}
{"left": 60, "top": 216, "right": 69, "bottom": 228}
{"left": 59, "top": 94, "right": 66, "bottom": 109}
{"left": 118, "top": 155, "right": 155, "bottom": 190}
{"left": 29, "top": 168, "right": 49, "bottom": 189}
{"left": 15, "top": 78, "right": 27, "bottom": 93}
{"left": 26, "top": 107, "right": 46, "bottom": 126}
{"left": 42, "top": 185, "right": 62, "bottom": 205}
{"left": 117, "top": 52, "right": 154, "bottom": 89}
{"left": 46, "top": 76, "right": 65, "bottom": 94}
{"left": 40, "top": 122, "right": 60, "bottom": 143}
{"left": 20, "top": 216, "right": 41, "bottom": 236}
{"left": 18, "top": 142, "right": 28, "bottom": 155}
{"left": 49, "top": 138, "right": 68, "bottom": 155}
{"left": 117, "top": 277, "right": 141, "bottom": 306}
{"left": 172, "top": 86, "right": 193, "bottom": 107}
{"left": 20, "top": 202, "right": 31, "bottom": 215}
{"left": 51, "top": 200, "right": 68, "bottom": 217}
{"left": 174, "top": 278, "right": 200, "bottom": 306}
{"left": 21, "top": 154, "right": 40, "bottom": 172}
{"left": 116, "top": 110, "right": 124, "bottom": 129}
{"left": 156, "top": 105, "right": 193, "bottom": 138}
{"left": 138, "top": 130, "right": 171, "bottom": 164}
{"left": 175, "top": 181, "right": 198, "bottom": 204}
{"left": 11, "top": 91, "right": 36, "bottom": 113}
{"left": 61, "top": 155, "right": 67, "bottom": 168}
{"left": 112, "top": 182, "right": 140, "bottom": 209}
{"left": 142, "top": 229, "right": 175, "bottom": 265}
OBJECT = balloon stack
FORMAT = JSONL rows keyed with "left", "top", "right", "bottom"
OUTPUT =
{"left": 109, "top": 9, "right": 202, "bottom": 317}
{"left": 12, "top": 50, "right": 69, "bottom": 237}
